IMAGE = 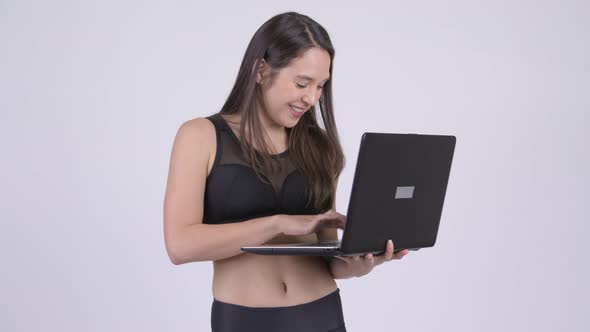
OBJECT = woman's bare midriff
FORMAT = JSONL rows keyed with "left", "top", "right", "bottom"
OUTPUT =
{"left": 211, "top": 233, "right": 338, "bottom": 307}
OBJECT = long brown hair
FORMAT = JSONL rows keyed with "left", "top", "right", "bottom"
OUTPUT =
{"left": 217, "top": 12, "right": 345, "bottom": 212}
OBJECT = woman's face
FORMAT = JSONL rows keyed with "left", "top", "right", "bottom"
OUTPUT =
{"left": 256, "top": 47, "right": 331, "bottom": 129}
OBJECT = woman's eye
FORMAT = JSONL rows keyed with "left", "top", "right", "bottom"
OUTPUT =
{"left": 296, "top": 83, "right": 324, "bottom": 89}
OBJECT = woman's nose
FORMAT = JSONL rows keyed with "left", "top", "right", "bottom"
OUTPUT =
{"left": 302, "top": 88, "right": 320, "bottom": 106}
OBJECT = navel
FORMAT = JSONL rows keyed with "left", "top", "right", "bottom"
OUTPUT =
{"left": 281, "top": 281, "right": 288, "bottom": 293}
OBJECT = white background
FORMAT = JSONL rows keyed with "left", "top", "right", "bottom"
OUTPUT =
{"left": 2, "top": 0, "right": 588, "bottom": 331}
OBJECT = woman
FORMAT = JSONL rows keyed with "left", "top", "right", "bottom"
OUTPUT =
{"left": 163, "top": 12, "right": 409, "bottom": 332}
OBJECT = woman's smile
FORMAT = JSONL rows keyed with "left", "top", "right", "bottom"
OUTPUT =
{"left": 289, "top": 104, "right": 306, "bottom": 118}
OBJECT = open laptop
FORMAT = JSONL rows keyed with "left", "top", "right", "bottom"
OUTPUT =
{"left": 241, "top": 132, "right": 456, "bottom": 256}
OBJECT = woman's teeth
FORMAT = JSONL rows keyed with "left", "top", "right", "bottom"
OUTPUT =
{"left": 290, "top": 105, "right": 305, "bottom": 113}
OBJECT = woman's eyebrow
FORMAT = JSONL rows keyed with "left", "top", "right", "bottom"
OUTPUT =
{"left": 295, "top": 74, "right": 330, "bottom": 83}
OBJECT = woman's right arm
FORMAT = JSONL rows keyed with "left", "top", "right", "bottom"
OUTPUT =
{"left": 163, "top": 118, "right": 345, "bottom": 265}
{"left": 163, "top": 118, "right": 283, "bottom": 264}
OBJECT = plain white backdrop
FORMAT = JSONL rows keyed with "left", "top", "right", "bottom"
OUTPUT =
{"left": 2, "top": 0, "right": 588, "bottom": 331}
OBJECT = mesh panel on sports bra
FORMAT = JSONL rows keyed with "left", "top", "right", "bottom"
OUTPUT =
{"left": 213, "top": 114, "right": 297, "bottom": 198}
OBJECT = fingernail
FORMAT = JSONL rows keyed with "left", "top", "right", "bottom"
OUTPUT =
{"left": 388, "top": 240, "right": 393, "bottom": 246}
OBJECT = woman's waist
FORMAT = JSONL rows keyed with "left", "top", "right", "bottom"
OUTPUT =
{"left": 211, "top": 254, "right": 337, "bottom": 307}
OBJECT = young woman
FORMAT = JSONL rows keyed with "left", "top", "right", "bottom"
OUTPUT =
{"left": 163, "top": 12, "right": 409, "bottom": 332}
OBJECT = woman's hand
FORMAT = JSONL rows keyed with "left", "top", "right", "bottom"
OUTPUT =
{"left": 278, "top": 209, "right": 346, "bottom": 237}
{"left": 330, "top": 240, "right": 409, "bottom": 278}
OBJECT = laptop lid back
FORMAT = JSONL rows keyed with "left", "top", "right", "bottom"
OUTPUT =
{"left": 340, "top": 133, "right": 456, "bottom": 254}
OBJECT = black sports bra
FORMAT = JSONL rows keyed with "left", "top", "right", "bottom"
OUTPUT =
{"left": 203, "top": 113, "right": 319, "bottom": 224}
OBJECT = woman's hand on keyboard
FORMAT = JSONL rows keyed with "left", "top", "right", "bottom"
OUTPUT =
{"left": 277, "top": 209, "right": 346, "bottom": 237}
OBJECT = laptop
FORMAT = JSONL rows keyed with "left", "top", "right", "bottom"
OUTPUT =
{"left": 241, "top": 132, "right": 456, "bottom": 256}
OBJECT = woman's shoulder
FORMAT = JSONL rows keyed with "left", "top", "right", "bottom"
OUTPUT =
{"left": 173, "top": 117, "right": 218, "bottom": 154}
{"left": 177, "top": 117, "right": 216, "bottom": 136}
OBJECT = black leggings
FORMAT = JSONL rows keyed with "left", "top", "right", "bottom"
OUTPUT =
{"left": 211, "top": 288, "right": 347, "bottom": 332}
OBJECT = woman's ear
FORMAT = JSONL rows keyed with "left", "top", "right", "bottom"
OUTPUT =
{"left": 256, "top": 59, "right": 268, "bottom": 84}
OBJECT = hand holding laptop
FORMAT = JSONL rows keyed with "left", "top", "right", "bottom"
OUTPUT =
{"left": 277, "top": 209, "right": 346, "bottom": 237}
{"left": 330, "top": 239, "right": 410, "bottom": 278}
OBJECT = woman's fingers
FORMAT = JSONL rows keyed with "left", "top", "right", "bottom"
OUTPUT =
{"left": 393, "top": 249, "right": 409, "bottom": 259}
{"left": 326, "top": 210, "right": 346, "bottom": 228}
{"left": 316, "top": 218, "right": 342, "bottom": 231}
{"left": 371, "top": 240, "right": 396, "bottom": 264}
{"left": 335, "top": 211, "right": 347, "bottom": 221}
{"left": 329, "top": 239, "right": 410, "bottom": 264}
{"left": 317, "top": 210, "right": 346, "bottom": 229}
{"left": 384, "top": 240, "right": 395, "bottom": 261}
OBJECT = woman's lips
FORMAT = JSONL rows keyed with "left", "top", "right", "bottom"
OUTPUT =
{"left": 289, "top": 105, "right": 305, "bottom": 118}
